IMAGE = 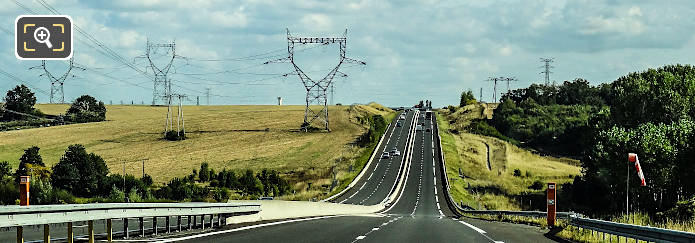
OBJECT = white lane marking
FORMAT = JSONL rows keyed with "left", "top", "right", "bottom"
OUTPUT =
{"left": 460, "top": 221, "right": 486, "bottom": 234}
{"left": 355, "top": 236, "right": 366, "bottom": 240}
{"left": 372, "top": 227, "right": 380, "bottom": 231}
{"left": 154, "top": 216, "right": 341, "bottom": 242}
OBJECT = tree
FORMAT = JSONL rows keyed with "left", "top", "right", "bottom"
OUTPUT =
{"left": 240, "top": 169, "right": 263, "bottom": 196}
{"left": 51, "top": 144, "right": 109, "bottom": 197}
{"left": 199, "top": 162, "right": 210, "bottom": 182}
{"left": 0, "top": 161, "right": 10, "bottom": 179}
{"left": 66, "top": 95, "right": 107, "bottom": 123}
{"left": 460, "top": 89, "right": 476, "bottom": 107}
{"left": 15, "top": 146, "right": 45, "bottom": 182}
{"left": 3, "top": 85, "right": 37, "bottom": 121}
{"left": 142, "top": 174, "right": 153, "bottom": 187}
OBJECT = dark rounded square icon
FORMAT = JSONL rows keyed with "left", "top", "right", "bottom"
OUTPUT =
{"left": 15, "top": 15, "right": 73, "bottom": 60}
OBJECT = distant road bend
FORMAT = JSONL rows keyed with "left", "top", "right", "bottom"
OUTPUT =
{"left": 149, "top": 110, "right": 559, "bottom": 242}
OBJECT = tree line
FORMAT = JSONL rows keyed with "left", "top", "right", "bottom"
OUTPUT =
{"left": 468, "top": 64, "right": 695, "bottom": 220}
{"left": 0, "top": 145, "right": 293, "bottom": 205}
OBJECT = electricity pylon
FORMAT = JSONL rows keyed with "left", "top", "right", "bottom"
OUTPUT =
{"left": 540, "top": 58, "right": 554, "bottom": 85}
{"left": 30, "top": 57, "right": 84, "bottom": 104}
{"left": 265, "top": 29, "right": 366, "bottom": 132}
{"left": 135, "top": 39, "right": 185, "bottom": 106}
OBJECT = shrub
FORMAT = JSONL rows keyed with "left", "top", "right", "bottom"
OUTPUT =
{"left": 529, "top": 180, "right": 544, "bottom": 190}
{"left": 65, "top": 95, "right": 106, "bottom": 123}
{"left": 513, "top": 169, "right": 522, "bottom": 177}
{"left": 165, "top": 130, "right": 186, "bottom": 141}
{"left": 109, "top": 186, "right": 125, "bottom": 202}
{"left": 0, "top": 178, "right": 19, "bottom": 205}
{"left": 0, "top": 161, "right": 11, "bottom": 179}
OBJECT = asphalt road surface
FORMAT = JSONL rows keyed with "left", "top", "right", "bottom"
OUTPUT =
{"left": 168, "top": 110, "right": 561, "bottom": 243}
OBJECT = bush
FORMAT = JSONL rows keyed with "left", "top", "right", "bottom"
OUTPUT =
{"left": 0, "top": 161, "right": 11, "bottom": 179}
{"left": 15, "top": 146, "right": 45, "bottom": 182}
{"left": 0, "top": 178, "right": 19, "bottom": 205}
{"left": 165, "top": 130, "right": 186, "bottom": 141}
{"left": 66, "top": 95, "right": 106, "bottom": 123}
{"left": 213, "top": 187, "right": 230, "bottom": 202}
{"left": 529, "top": 180, "right": 544, "bottom": 190}
{"left": 199, "top": 162, "right": 210, "bottom": 182}
{"left": 513, "top": 169, "right": 522, "bottom": 177}
{"left": 109, "top": 185, "right": 125, "bottom": 202}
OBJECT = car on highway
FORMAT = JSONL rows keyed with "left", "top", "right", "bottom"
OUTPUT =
{"left": 416, "top": 125, "right": 423, "bottom": 131}
{"left": 426, "top": 128, "right": 431, "bottom": 132}
{"left": 381, "top": 151, "right": 390, "bottom": 159}
{"left": 398, "top": 115, "right": 406, "bottom": 120}
{"left": 390, "top": 148, "right": 401, "bottom": 156}
{"left": 396, "top": 121, "right": 402, "bottom": 127}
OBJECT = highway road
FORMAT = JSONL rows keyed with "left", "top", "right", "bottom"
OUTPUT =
{"left": 163, "top": 110, "right": 561, "bottom": 243}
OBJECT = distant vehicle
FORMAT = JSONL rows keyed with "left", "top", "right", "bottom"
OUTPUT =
{"left": 416, "top": 125, "right": 423, "bottom": 131}
{"left": 258, "top": 197, "right": 274, "bottom": 200}
{"left": 425, "top": 110, "right": 433, "bottom": 120}
{"left": 381, "top": 152, "right": 391, "bottom": 159}
{"left": 390, "top": 148, "right": 401, "bottom": 156}
{"left": 396, "top": 121, "right": 403, "bottom": 127}
{"left": 398, "top": 114, "right": 406, "bottom": 120}
{"left": 426, "top": 128, "right": 431, "bottom": 133}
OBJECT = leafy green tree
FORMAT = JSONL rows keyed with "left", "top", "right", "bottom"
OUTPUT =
{"left": 199, "top": 162, "right": 210, "bottom": 182}
{"left": 15, "top": 146, "right": 45, "bottom": 182}
{"left": 3, "top": 85, "right": 37, "bottom": 121}
{"left": 0, "top": 161, "right": 11, "bottom": 179}
{"left": 240, "top": 169, "right": 263, "bottom": 196}
{"left": 460, "top": 89, "right": 476, "bottom": 107}
{"left": 142, "top": 174, "right": 153, "bottom": 187}
{"left": 66, "top": 95, "right": 107, "bottom": 123}
{"left": 51, "top": 144, "right": 109, "bottom": 197}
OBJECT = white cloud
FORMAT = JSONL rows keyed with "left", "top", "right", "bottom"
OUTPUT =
{"left": 300, "top": 14, "right": 333, "bottom": 32}
{"left": 580, "top": 6, "right": 645, "bottom": 35}
{"left": 209, "top": 6, "right": 248, "bottom": 28}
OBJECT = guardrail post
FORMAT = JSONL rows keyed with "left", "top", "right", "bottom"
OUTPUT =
{"left": 202, "top": 215, "right": 206, "bottom": 230}
{"left": 209, "top": 215, "right": 213, "bottom": 229}
{"left": 43, "top": 224, "right": 50, "bottom": 243}
{"left": 139, "top": 217, "right": 144, "bottom": 237}
{"left": 107, "top": 219, "right": 113, "bottom": 242}
{"left": 153, "top": 216, "right": 158, "bottom": 235}
{"left": 88, "top": 220, "right": 94, "bottom": 243}
{"left": 187, "top": 216, "right": 192, "bottom": 230}
{"left": 193, "top": 215, "right": 197, "bottom": 229}
{"left": 166, "top": 216, "right": 171, "bottom": 233}
{"left": 217, "top": 214, "right": 222, "bottom": 228}
{"left": 16, "top": 226, "right": 23, "bottom": 243}
{"left": 67, "top": 222, "right": 73, "bottom": 243}
{"left": 123, "top": 218, "right": 129, "bottom": 239}
{"left": 177, "top": 216, "right": 182, "bottom": 231}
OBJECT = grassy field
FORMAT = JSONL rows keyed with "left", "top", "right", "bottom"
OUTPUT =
{"left": 0, "top": 103, "right": 393, "bottom": 200}
{"left": 437, "top": 104, "right": 581, "bottom": 210}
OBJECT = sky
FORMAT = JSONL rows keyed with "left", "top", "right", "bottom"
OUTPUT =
{"left": 1, "top": 0, "right": 694, "bottom": 107}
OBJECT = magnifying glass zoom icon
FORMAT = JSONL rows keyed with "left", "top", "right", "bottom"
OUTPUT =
{"left": 33, "top": 27, "right": 52, "bottom": 49}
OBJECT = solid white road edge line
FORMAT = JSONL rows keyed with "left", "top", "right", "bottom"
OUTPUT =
{"left": 154, "top": 215, "right": 342, "bottom": 242}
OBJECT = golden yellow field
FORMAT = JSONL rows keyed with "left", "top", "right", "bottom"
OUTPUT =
{"left": 0, "top": 103, "right": 391, "bottom": 195}
{"left": 437, "top": 105, "right": 581, "bottom": 210}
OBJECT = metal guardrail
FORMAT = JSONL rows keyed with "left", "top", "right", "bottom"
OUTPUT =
{"left": 433, "top": 110, "right": 695, "bottom": 242}
{"left": 0, "top": 202, "right": 261, "bottom": 228}
{"left": 568, "top": 215, "right": 695, "bottom": 243}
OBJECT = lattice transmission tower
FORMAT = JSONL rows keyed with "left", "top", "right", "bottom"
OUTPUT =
{"left": 30, "top": 58, "right": 84, "bottom": 104}
{"left": 136, "top": 40, "right": 185, "bottom": 106}
{"left": 540, "top": 58, "right": 555, "bottom": 85}
{"left": 265, "top": 29, "right": 366, "bottom": 131}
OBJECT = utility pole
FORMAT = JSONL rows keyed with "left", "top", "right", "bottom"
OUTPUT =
{"left": 141, "top": 158, "right": 149, "bottom": 177}
{"left": 29, "top": 57, "right": 84, "bottom": 104}
{"left": 196, "top": 96, "right": 200, "bottom": 106}
{"left": 175, "top": 94, "right": 187, "bottom": 137}
{"left": 136, "top": 39, "right": 185, "bottom": 106}
{"left": 265, "top": 29, "right": 366, "bottom": 131}
{"left": 205, "top": 88, "right": 211, "bottom": 105}
{"left": 330, "top": 82, "right": 335, "bottom": 105}
{"left": 540, "top": 58, "right": 555, "bottom": 86}
{"left": 479, "top": 87, "right": 483, "bottom": 103}
{"left": 503, "top": 77, "right": 518, "bottom": 94}
{"left": 486, "top": 77, "right": 501, "bottom": 103}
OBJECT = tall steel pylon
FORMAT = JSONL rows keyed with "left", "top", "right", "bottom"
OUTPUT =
{"left": 266, "top": 29, "right": 366, "bottom": 131}
{"left": 136, "top": 40, "right": 185, "bottom": 106}
{"left": 540, "top": 58, "right": 555, "bottom": 85}
{"left": 30, "top": 57, "right": 84, "bottom": 104}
